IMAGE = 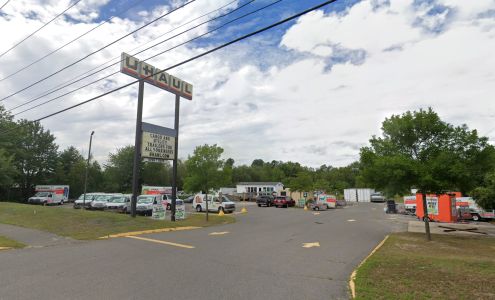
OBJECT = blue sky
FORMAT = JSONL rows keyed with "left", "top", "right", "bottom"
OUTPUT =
{"left": 0, "top": 0, "right": 494, "bottom": 167}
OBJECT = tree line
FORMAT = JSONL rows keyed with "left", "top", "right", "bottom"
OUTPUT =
{"left": 1, "top": 105, "right": 494, "bottom": 210}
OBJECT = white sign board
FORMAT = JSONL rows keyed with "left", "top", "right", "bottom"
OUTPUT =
{"left": 176, "top": 203, "right": 186, "bottom": 220}
{"left": 141, "top": 122, "right": 176, "bottom": 162}
{"left": 120, "top": 52, "right": 193, "bottom": 100}
{"left": 151, "top": 203, "right": 166, "bottom": 220}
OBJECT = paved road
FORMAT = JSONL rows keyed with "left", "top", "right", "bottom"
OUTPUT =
{"left": 0, "top": 203, "right": 410, "bottom": 300}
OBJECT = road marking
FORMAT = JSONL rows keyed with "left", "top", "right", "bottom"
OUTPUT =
{"left": 0, "top": 247, "right": 12, "bottom": 251}
{"left": 98, "top": 226, "right": 201, "bottom": 239}
{"left": 349, "top": 235, "right": 390, "bottom": 298}
{"left": 302, "top": 242, "right": 320, "bottom": 248}
{"left": 313, "top": 212, "right": 320, "bottom": 215}
{"left": 209, "top": 231, "right": 229, "bottom": 236}
{"left": 347, "top": 219, "right": 356, "bottom": 222}
{"left": 126, "top": 236, "right": 195, "bottom": 249}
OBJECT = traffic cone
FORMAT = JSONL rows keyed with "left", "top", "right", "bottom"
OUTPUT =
{"left": 241, "top": 207, "right": 248, "bottom": 213}
{"left": 304, "top": 205, "right": 308, "bottom": 211}
{"left": 218, "top": 209, "right": 225, "bottom": 216}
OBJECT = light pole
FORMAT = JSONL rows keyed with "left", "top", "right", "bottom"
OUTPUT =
{"left": 83, "top": 131, "right": 95, "bottom": 209}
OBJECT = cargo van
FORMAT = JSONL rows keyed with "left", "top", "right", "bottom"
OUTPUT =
{"left": 192, "top": 193, "right": 236, "bottom": 213}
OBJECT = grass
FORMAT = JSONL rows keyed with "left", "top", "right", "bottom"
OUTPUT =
{"left": 354, "top": 232, "right": 495, "bottom": 300}
{"left": 0, "top": 235, "right": 25, "bottom": 249}
{"left": 0, "top": 202, "right": 235, "bottom": 240}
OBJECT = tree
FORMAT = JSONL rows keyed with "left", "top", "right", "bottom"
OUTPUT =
{"left": 360, "top": 108, "right": 494, "bottom": 240}
{"left": 11, "top": 120, "right": 59, "bottom": 200}
{"left": 103, "top": 146, "right": 136, "bottom": 192}
{"left": 183, "top": 144, "right": 227, "bottom": 221}
{"left": 471, "top": 171, "right": 495, "bottom": 210}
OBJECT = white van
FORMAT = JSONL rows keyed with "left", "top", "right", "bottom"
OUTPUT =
{"left": 73, "top": 193, "right": 106, "bottom": 209}
{"left": 192, "top": 194, "right": 236, "bottom": 213}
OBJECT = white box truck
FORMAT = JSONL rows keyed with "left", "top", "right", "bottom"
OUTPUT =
{"left": 28, "top": 185, "right": 70, "bottom": 205}
{"left": 344, "top": 188, "right": 374, "bottom": 202}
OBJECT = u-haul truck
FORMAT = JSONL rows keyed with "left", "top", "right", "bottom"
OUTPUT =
{"left": 141, "top": 186, "right": 174, "bottom": 210}
{"left": 403, "top": 195, "right": 417, "bottom": 213}
{"left": 318, "top": 194, "right": 337, "bottom": 209}
{"left": 28, "top": 185, "right": 70, "bottom": 205}
{"left": 455, "top": 197, "right": 495, "bottom": 221}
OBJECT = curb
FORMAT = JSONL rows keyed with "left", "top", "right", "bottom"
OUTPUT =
{"left": 349, "top": 235, "right": 390, "bottom": 299}
{"left": 98, "top": 226, "right": 201, "bottom": 239}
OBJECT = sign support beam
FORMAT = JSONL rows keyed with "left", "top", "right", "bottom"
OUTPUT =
{"left": 131, "top": 80, "right": 145, "bottom": 218}
{"left": 171, "top": 94, "right": 180, "bottom": 221}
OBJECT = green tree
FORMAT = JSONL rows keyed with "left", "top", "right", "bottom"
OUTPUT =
{"left": 183, "top": 144, "right": 227, "bottom": 221}
{"left": 103, "top": 146, "right": 136, "bottom": 192}
{"left": 360, "top": 108, "right": 494, "bottom": 240}
{"left": 471, "top": 171, "right": 495, "bottom": 210}
{"left": 11, "top": 120, "right": 59, "bottom": 200}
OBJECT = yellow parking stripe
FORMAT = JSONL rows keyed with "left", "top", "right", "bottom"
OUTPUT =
{"left": 98, "top": 226, "right": 201, "bottom": 239}
{"left": 126, "top": 235, "right": 195, "bottom": 249}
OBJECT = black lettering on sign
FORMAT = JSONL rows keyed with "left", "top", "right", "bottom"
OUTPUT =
{"left": 139, "top": 62, "right": 155, "bottom": 83}
{"left": 121, "top": 53, "right": 140, "bottom": 77}
{"left": 182, "top": 82, "right": 193, "bottom": 100}
{"left": 170, "top": 76, "right": 182, "bottom": 92}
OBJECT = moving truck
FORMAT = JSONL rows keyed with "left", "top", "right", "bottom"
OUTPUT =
{"left": 318, "top": 194, "right": 337, "bottom": 209}
{"left": 28, "top": 185, "right": 69, "bottom": 205}
{"left": 403, "top": 195, "right": 417, "bottom": 213}
{"left": 141, "top": 186, "right": 174, "bottom": 209}
{"left": 455, "top": 197, "right": 495, "bottom": 221}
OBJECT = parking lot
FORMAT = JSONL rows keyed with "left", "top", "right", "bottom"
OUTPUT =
{"left": 0, "top": 202, "right": 410, "bottom": 300}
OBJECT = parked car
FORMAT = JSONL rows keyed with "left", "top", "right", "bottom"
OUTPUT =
{"left": 73, "top": 193, "right": 105, "bottom": 209}
{"left": 256, "top": 195, "right": 274, "bottom": 207}
{"left": 135, "top": 195, "right": 160, "bottom": 216}
{"left": 273, "top": 196, "right": 295, "bottom": 208}
{"left": 183, "top": 195, "right": 194, "bottom": 203}
{"left": 89, "top": 194, "right": 120, "bottom": 210}
{"left": 106, "top": 194, "right": 132, "bottom": 213}
{"left": 192, "top": 194, "right": 236, "bottom": 213}
{"left": 27, "top": 191, "right": 63, "bottom": 206}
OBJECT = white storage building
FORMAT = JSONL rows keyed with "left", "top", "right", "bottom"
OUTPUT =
{"left": 236, "top": 182, "right": 284, "bottom": 195}
{"left": 344, "top": 188, "right": 375, "bottom": 202}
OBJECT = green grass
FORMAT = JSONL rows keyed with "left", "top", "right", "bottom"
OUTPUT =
{"left": 0, "top": 235, "right": 25, "bottom": 249}
{"left": 0, "top": 202, "right": 235, "bottom": 240}
{"left": 355, "top": 232, "right": 495, "bottom": 300}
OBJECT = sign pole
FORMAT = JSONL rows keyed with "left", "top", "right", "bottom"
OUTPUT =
{"left": 131, "top": 80, "right": 145, "bottom": 218}
{"left": 171, "top": 94, "right": 180, "bottom": 221}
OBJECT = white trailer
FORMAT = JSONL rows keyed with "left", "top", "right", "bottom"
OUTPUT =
{"left": 344, "top": 188, "right": 374, "bottom": 202}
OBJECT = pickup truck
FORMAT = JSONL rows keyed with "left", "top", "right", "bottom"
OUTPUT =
{"left": 256, "top": 195, "right": 274, "bottom": 207}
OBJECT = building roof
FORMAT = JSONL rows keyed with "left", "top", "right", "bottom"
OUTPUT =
{"left": 237, "top": 182, "right": 283, "bottom": 186}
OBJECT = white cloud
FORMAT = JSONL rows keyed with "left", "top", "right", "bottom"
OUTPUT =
{"left": 0, "top": 0, "right": 494, "bottom": 169}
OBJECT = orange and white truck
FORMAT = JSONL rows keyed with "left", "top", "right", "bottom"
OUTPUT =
{"left": 27, "top": 185, "right": 70, "bottom": 205}
{"left": 455, "top": 197, "right": 495, "bottom": 221}
{"left": 318, "top": 194, "right": 337, "bottom": 209}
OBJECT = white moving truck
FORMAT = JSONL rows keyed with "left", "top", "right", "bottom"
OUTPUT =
{"left": 28, "top": 185, "right": 70, "bottom": 205}
{"left": 455, "top": 197, "right": 495, "bottom": 221}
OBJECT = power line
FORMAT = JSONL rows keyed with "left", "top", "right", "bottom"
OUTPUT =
{"left": 10, "top": 0, "right": 261, "bottom": 115}
{"left": 0, "top": 0, "right": 197, "bottom": 102}
{"left": 1, "top": 0, "right": 339, "bottom": 137}
{"left": 0, "top": 0, "right": 83, "bottom": 59}
{"left": 32, "top": 0, "right": 340, "bottom": 123}
{"left": 0, "top": 0, "right": 11, "bottom": 11}
{"left": 0, "top": 0, "right": 144, "bottom": 82}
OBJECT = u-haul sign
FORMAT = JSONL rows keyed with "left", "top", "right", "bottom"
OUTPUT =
{"left": 120, "top": 52, "right": 193, "bottom": 100}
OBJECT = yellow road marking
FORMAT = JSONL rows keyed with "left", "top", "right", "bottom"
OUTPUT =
{"left": 313, "top": 212, "right": 320, "bottom": 215}
{"left": 98, "top": 226, "right": 201, "bottom": 239}
{"left": 349, "top": 235, "right": 389, "bottom": 298}
{"left": 302, "top": 242, "right": 320, "bottom": 248}
{"left": 126, "top": 236, "right": 195, "bottom": 249}
{"left": 347, "top": 219, "right": 356, "bottom": 222}
{"left": 0, "top": 247, "right": 12, "bottom": 251}
{"left": 209, "top": 231, "right": 229, "bottom": 236}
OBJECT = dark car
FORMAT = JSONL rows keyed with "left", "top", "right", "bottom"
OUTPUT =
{"left": 273, "top": 196, "right": 295, "bottom": 208}
{"left": 256, "top": 195, "right": 274, "bottom": 207}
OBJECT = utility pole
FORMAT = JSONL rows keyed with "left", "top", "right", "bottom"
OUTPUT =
{"left": 83, "top": 131, "right": 94, "bottom": 209}
{"left": 131, "top": 80, "right": 144, "bottom": 218}
{"left": 171, "top": 94, "right": 180, "bottom": 221}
